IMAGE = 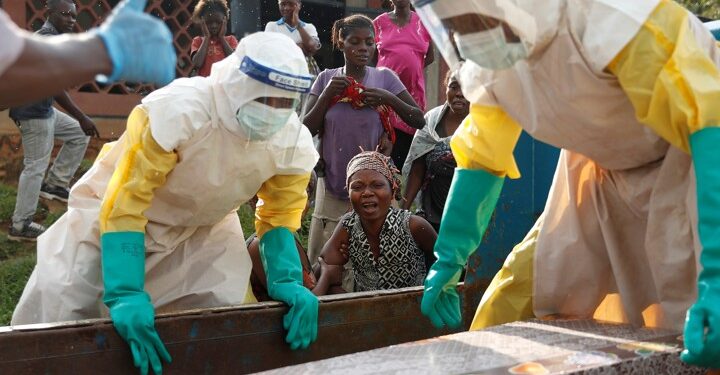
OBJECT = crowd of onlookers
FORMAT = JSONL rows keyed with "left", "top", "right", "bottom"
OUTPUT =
{"left": 6, "top": 0, "right": 472, "bottom": 298}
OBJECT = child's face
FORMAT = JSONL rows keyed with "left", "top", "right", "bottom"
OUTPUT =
{"left": 278, "top": 0, "right": 300, "bottom": 21}
{"left": 203, "top": 12, "right": 225, "bottom": 36}
{"left": 348, "top": 169, "right": 392, "bottom": 221}
{"left": 340, "top": 27, "right": 375, "bottom": 67}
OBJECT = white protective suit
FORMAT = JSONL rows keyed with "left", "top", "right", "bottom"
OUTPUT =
{"left": 11, "top": 32, "right": 319, "bottom": 324}
{"left": 415, "top": 0, "right": 720, "bottom": 331}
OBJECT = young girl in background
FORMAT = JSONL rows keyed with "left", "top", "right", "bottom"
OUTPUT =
{"left": 190, "top": 0, "right": 237, "bottom": 77}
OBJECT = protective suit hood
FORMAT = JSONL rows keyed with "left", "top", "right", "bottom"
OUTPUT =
{"left": 142, "top": 32, "right": 311, "bottom": 144}
{"left": 414, "top": 0, "right": 660, "bottom": 72}
{"left": 414, "top": 0, "right": 561, "bottom": 65}
{"left": 209, "top": 32, "right": 311, "bottom": 138}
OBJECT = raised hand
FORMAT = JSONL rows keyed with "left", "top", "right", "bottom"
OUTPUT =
{"left": 95, "top": 0, "right": 176, "bottom": 85}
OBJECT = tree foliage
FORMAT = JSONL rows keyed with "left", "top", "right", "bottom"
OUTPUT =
{"left": 676, "top": 0, "right": 720, "bottom": 20}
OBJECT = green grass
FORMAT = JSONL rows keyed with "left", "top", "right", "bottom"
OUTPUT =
{"left": 0, "top": 254, "right": 36, "bottom": 325}
{"left": 0, "top": 184, "right": 17, "bottom": 222}
{"left": 236, "top": 203, "right": 312, "bottom": 249}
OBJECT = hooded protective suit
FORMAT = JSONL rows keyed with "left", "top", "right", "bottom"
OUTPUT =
{"left": 414, "top": 0, "right": 720, "bottom": 367}
{"left": 12, "top": 32, "right": 319, "bottom": 363}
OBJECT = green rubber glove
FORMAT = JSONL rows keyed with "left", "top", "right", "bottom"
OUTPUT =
{"left": 421, "top": 168, "right": 504, "bottom": 328}
{"left": 102, "top": 232, "right": 171, "bottom": 375}
{"left": 681, "top": 128, "right": 720, "bottom": 369}
{"left": 260, "top": 227, "right": 319, "bottom": 349}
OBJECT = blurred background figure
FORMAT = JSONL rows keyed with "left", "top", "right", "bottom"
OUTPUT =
{"left": 265, "top": 0, "right": 321, "bottom": 115}
{"left": 373, "top": 0, "right": 434, "bottom": 168}
{"left": 190, "top": 0, "right": 237, "bottom": 77}
{"left": 7, "top": 0, "right": 99, "bottom": 242}
{"left": 402, "top": 68, "right": 469, "bottom": 233}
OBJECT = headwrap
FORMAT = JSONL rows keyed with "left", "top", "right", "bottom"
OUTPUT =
{"left": 346, "top": 150, "right": 402, "bottom": 200}
{"left": 330, "top": 76, "right": 397, "bottom": 143}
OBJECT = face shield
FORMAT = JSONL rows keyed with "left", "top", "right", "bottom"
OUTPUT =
{"left": 235, "top": 55, "right": 310, "bottom": 140}
{"left": 413, "top": 0, "right": 539, "bottom": 71}
{"left": 210, "top": 32, "right": 312, "bottom": 141}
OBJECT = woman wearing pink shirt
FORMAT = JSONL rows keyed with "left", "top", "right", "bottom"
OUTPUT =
{"left": 373, "top": 0, "right": 434, "bottom": 168}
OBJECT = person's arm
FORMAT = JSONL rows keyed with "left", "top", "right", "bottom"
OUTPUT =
{"left": 403, "top": 155, "right": 426, "bottom": 209}
{"left": 302, "top": 75, "right": 350, "bottom": 135}
{"left": 247, "top": 237, "right": 268, "bottom": 292}
{"left": 0, "top": 34, "right": 111, "bottom": 108}
{"left": 605, "top": 2, "right": 720, "bottom": 367}
{"left": 99, "top": 105, "right": 178, "bottom": 375}
{"left": 362, "top": 88, "right": 425, "bottom": 129}
{"left": 420, "top": 102, "right": 522, "bottom": 329}
{"left": 311, "top": 257, "right": 344, "bottom": 296}
{"left": 218, "top": 20, "right": 234, "bottom": 57}
{"left": 370, "top": 19, "right": 380, "bottom": 67}
{"left": 409, "top": 215, "right": 437, "bottom": 270}
{"left": 424, "top": 42, "right": 435, "bottom": 67}
{"left": 54, "top": 91, "right": 100, "bottom": 137}
{"left": 296, "top": 22, "right": 320, "bottom": 56}
{"left": 0, "top": 0, "right": 175, "bottom": 108}
{"left": 313, "top": 223, "right": 350, "bottom": 295}
{"left": 191, "top": 27, "right": 211, "bottom": 69}
{"left": 255, "top": 173, "right": 319, "bottom": 350}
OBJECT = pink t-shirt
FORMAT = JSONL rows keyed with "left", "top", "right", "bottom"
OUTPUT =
{"left": 373, "top": 12, "right": 431, "bottom": 135}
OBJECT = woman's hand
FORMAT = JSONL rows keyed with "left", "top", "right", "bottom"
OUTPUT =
{"left": 321, "top": 76, "right": 350, "bottom": 98}
{"left": 219, "top": 18, "right": 227, "bottom": 37}
{"left": 290, "top": 6, "right": 301, "bottom": 27}
{"left": 201, "top": 19, "right": 210, "bottom": 37}
{"left": 362, "top": 87, "right": 392, "bottom": 107}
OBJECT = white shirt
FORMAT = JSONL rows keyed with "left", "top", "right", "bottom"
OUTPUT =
{"left": 0, "top": 10, "right": 26, "bottom": 78}
{"left": 264, "top": 18, "right": 320, "bottom": 47}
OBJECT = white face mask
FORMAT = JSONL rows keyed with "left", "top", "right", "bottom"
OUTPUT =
{"left": 453, "top": 26, "right": 527, "bottom": 70}
{"left": 235, "top": 101, "right": 294, "bottom": 141}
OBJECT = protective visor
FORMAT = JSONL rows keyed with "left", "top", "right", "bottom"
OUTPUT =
{"left": 412, "top": 0, "right": 532, "bottom": 70}
{"left": 240, "top": 56, "right": 313, "bottom": 94}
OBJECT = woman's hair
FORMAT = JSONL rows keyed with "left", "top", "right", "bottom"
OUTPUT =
{"left": 331, "top": 14, "right": 374, "bottom": 49}
{"left": 192, "top": 0, "right": 229, "bottom": 22}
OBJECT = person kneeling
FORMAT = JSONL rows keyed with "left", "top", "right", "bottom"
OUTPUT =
{"left": 316, "top": 151, "right": 437, "bottom": 293}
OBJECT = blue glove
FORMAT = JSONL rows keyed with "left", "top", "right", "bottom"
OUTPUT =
{"left": 681, "top": 128, "right": 720, "bottom": 369}
{"left": 260, "top": 227, "right": 319, "bottom": 350}
{"left": 95, "top": 0, "right": 175, "bottom": 85}
{"left": 102, "top": 231, "right": 172, "bottom": 375}
{"left": 421, "top": 168, "right": 504, "bottom": 329}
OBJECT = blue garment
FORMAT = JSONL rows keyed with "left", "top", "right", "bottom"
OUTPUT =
{"left": 276, "top": 17, "right": 306, "bottom": 31}
{"left": 9, "top": 20, "right": 59, "bottom": 121}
